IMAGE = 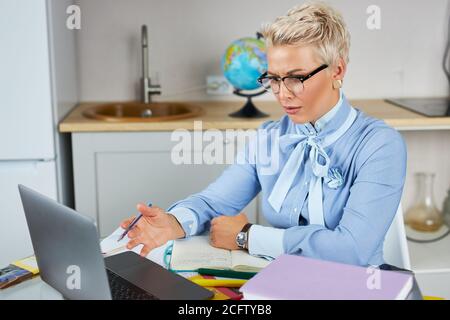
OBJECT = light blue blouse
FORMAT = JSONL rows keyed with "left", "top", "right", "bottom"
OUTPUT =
{"left": 167, "top": 90, "right": 407, "bottom": 267}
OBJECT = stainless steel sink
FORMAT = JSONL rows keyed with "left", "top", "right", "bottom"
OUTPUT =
{"left": 82, "top": 102, "right": 203, "bottom": 122}
{"left": 82, "top": 27, "right": 204, "bottom": 123}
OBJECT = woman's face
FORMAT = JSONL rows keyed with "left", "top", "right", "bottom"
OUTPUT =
{"left": 266, "top": 45, "right": 343, "bottom": 124}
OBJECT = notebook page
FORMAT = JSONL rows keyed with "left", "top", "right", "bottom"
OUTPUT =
{"left": 230, "top": 250, "right": 272, "bottom": 272}
{"left": 100, "top": 227, "right": 130, "bottom": 255}
{"left": 170, "top": 236, "right": 232, "bottom": 271}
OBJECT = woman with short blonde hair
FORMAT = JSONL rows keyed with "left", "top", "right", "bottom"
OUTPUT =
{"left": 122, "top": 2, "right": 407, "bottom": 268}
{"left": 262, "top": 1, "right": 351, "bottom": 66}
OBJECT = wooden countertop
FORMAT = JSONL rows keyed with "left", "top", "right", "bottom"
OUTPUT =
{"left": 59, "top": 99, "right": 450, "bottom": 132}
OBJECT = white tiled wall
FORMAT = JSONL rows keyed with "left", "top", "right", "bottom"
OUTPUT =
{"left": 74, "top": 0, "right": 449, "bottom": 102}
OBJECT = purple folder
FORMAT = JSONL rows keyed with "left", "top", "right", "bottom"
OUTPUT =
{"left": 239, "top": 254, "right": 413, "bottom": 300}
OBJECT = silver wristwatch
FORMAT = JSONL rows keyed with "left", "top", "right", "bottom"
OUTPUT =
{"left": 236, "top": 223, "right": 252, "bottom": 250}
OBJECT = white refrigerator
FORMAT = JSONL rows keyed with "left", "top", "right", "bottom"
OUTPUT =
{"left": 0, "top": 0, "right": 78, "bottom": 266}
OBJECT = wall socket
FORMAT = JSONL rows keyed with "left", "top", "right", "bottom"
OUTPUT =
{"left": 206, "top": 76, "right": 233, "bottom": 95}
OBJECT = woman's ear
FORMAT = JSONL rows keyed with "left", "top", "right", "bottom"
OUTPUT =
{"left": 332, "top": 58, "right": 347, "bottom": 80}
{"left": 331, "top": 58, "right": 347, "bottom": 89}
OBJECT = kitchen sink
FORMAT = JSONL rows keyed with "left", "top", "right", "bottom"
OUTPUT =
{"left": 82, "top": 102, "right": 203, "bottom": 122}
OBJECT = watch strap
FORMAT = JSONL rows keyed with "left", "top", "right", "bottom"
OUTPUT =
{"left": 241, "top": 223, "right": 253, "bottom": 234}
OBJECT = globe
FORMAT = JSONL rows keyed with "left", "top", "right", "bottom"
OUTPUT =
{"left": 221, "top": 36, "right": 269, "bottom": 118}
{"left": 221, "top": 37, "right": 267, "bottom": 91}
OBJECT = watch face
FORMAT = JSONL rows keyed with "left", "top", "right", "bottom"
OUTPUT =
{"left": 236, "top": 232, "right": 246, "bottom": 247}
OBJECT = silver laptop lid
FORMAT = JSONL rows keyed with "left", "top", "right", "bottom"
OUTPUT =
{"left": 18, "top": 184, "right": 111, "bottom": 300}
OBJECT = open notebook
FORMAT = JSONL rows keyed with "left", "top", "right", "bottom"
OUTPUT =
{"left": 169, "top": 235, "right": 271, "bottom": 272}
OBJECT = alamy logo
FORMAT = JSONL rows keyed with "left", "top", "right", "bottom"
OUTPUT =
{"left": 66, "top": 265, "right": 81, "bottom": 290}
{"left": 366, "top": 266, "right": 382, "bottom": 290}
{"left": 170, "top": 121, "right": 280, "bottom": 175}
{"left": 366, "top": 5, "right": 381, "bottom": 30}
{"left": 66, "top": 5, "right": 81, "bottom": 30}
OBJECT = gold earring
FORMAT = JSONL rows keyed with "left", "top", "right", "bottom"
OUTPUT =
{"left": 332, "top": 79, "right": 342, "bottom": 89}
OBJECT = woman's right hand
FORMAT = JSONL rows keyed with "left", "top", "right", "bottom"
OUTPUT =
{"left": 120, "top": 203, "right": 186, "bottom": 257}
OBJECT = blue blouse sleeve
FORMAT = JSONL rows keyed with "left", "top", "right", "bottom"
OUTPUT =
{"left": 166, "top": 126, "right": 267, "bottom": 236}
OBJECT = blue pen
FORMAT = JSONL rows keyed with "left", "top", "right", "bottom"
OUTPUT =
{"left": 117, "top": 202, "right": 152, "bottom": 242}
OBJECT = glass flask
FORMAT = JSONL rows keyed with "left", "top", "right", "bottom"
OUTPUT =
{"left": 405, "top": 172, "right": 444, "bottom": 232}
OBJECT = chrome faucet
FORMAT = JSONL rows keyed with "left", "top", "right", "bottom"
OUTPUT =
{"left": 141, "top": 25, "right": 161, "bottom": 103}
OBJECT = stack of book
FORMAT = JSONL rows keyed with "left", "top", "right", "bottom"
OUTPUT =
{"left": 239, "top": 254, "right": 414, "bottom": 300}
{"left": 0, "top": 256, "right": 39, "bottom": 289}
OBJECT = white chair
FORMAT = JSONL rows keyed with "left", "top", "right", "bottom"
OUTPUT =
{"left": 383, "top": 204, "right": 411, "bottom": 269}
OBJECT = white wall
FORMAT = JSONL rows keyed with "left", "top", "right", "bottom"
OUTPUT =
{"left": 75, "top": 0, "right": 449, "bottom": 102}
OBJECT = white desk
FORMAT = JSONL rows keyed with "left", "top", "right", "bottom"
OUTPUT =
{"left": 0, "top": 276, "right": 63, "bottom": 300}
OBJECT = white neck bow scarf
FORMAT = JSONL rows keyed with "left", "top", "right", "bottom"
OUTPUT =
{"left": 268, "top": 107, "right": 357, "bottom": 226}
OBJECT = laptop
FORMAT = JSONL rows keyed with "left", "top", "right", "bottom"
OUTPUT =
{"left": 18, "top": 185, "right": 213, "bottom": 300}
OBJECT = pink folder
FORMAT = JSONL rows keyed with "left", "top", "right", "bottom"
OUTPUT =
{"left": 239, "top": 254, "right": 413, "bottom": 300}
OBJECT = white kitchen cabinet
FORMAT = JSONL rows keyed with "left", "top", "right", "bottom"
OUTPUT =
{"left": 415, "top": 272, "right": 450, "bottom": 299}
{"left": 72, "top": 131, "right": 258, "bottom": 238}
{"left": 400, "top": 131, "right": 450, "bottom": 299}
{"left": 407, "top": 233, "right": 450, "bottom": 299}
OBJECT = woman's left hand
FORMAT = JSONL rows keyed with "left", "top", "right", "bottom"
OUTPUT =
{"left": 210, "top": 213, "right": 249, "bottom": 250}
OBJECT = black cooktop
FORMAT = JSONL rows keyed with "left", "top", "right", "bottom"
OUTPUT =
{"left": 385, "top": 97, "right": 450, "bottom": 117}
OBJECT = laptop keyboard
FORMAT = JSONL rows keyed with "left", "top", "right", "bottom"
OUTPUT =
{"left": 106, "top": 269, "right": 158, "bottom": 300}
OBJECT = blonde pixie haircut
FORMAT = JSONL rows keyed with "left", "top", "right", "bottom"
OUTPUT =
{"left": 260, "top": 1, "right": 351, "bottom": 68}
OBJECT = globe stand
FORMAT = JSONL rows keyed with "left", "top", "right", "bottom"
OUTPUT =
{"left": 229, "top": 88, "right": 269, "bottom": 118}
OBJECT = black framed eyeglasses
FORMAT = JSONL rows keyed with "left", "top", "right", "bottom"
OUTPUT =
{"left": 257, "top": 64, "right": 328, "bottom": 95}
